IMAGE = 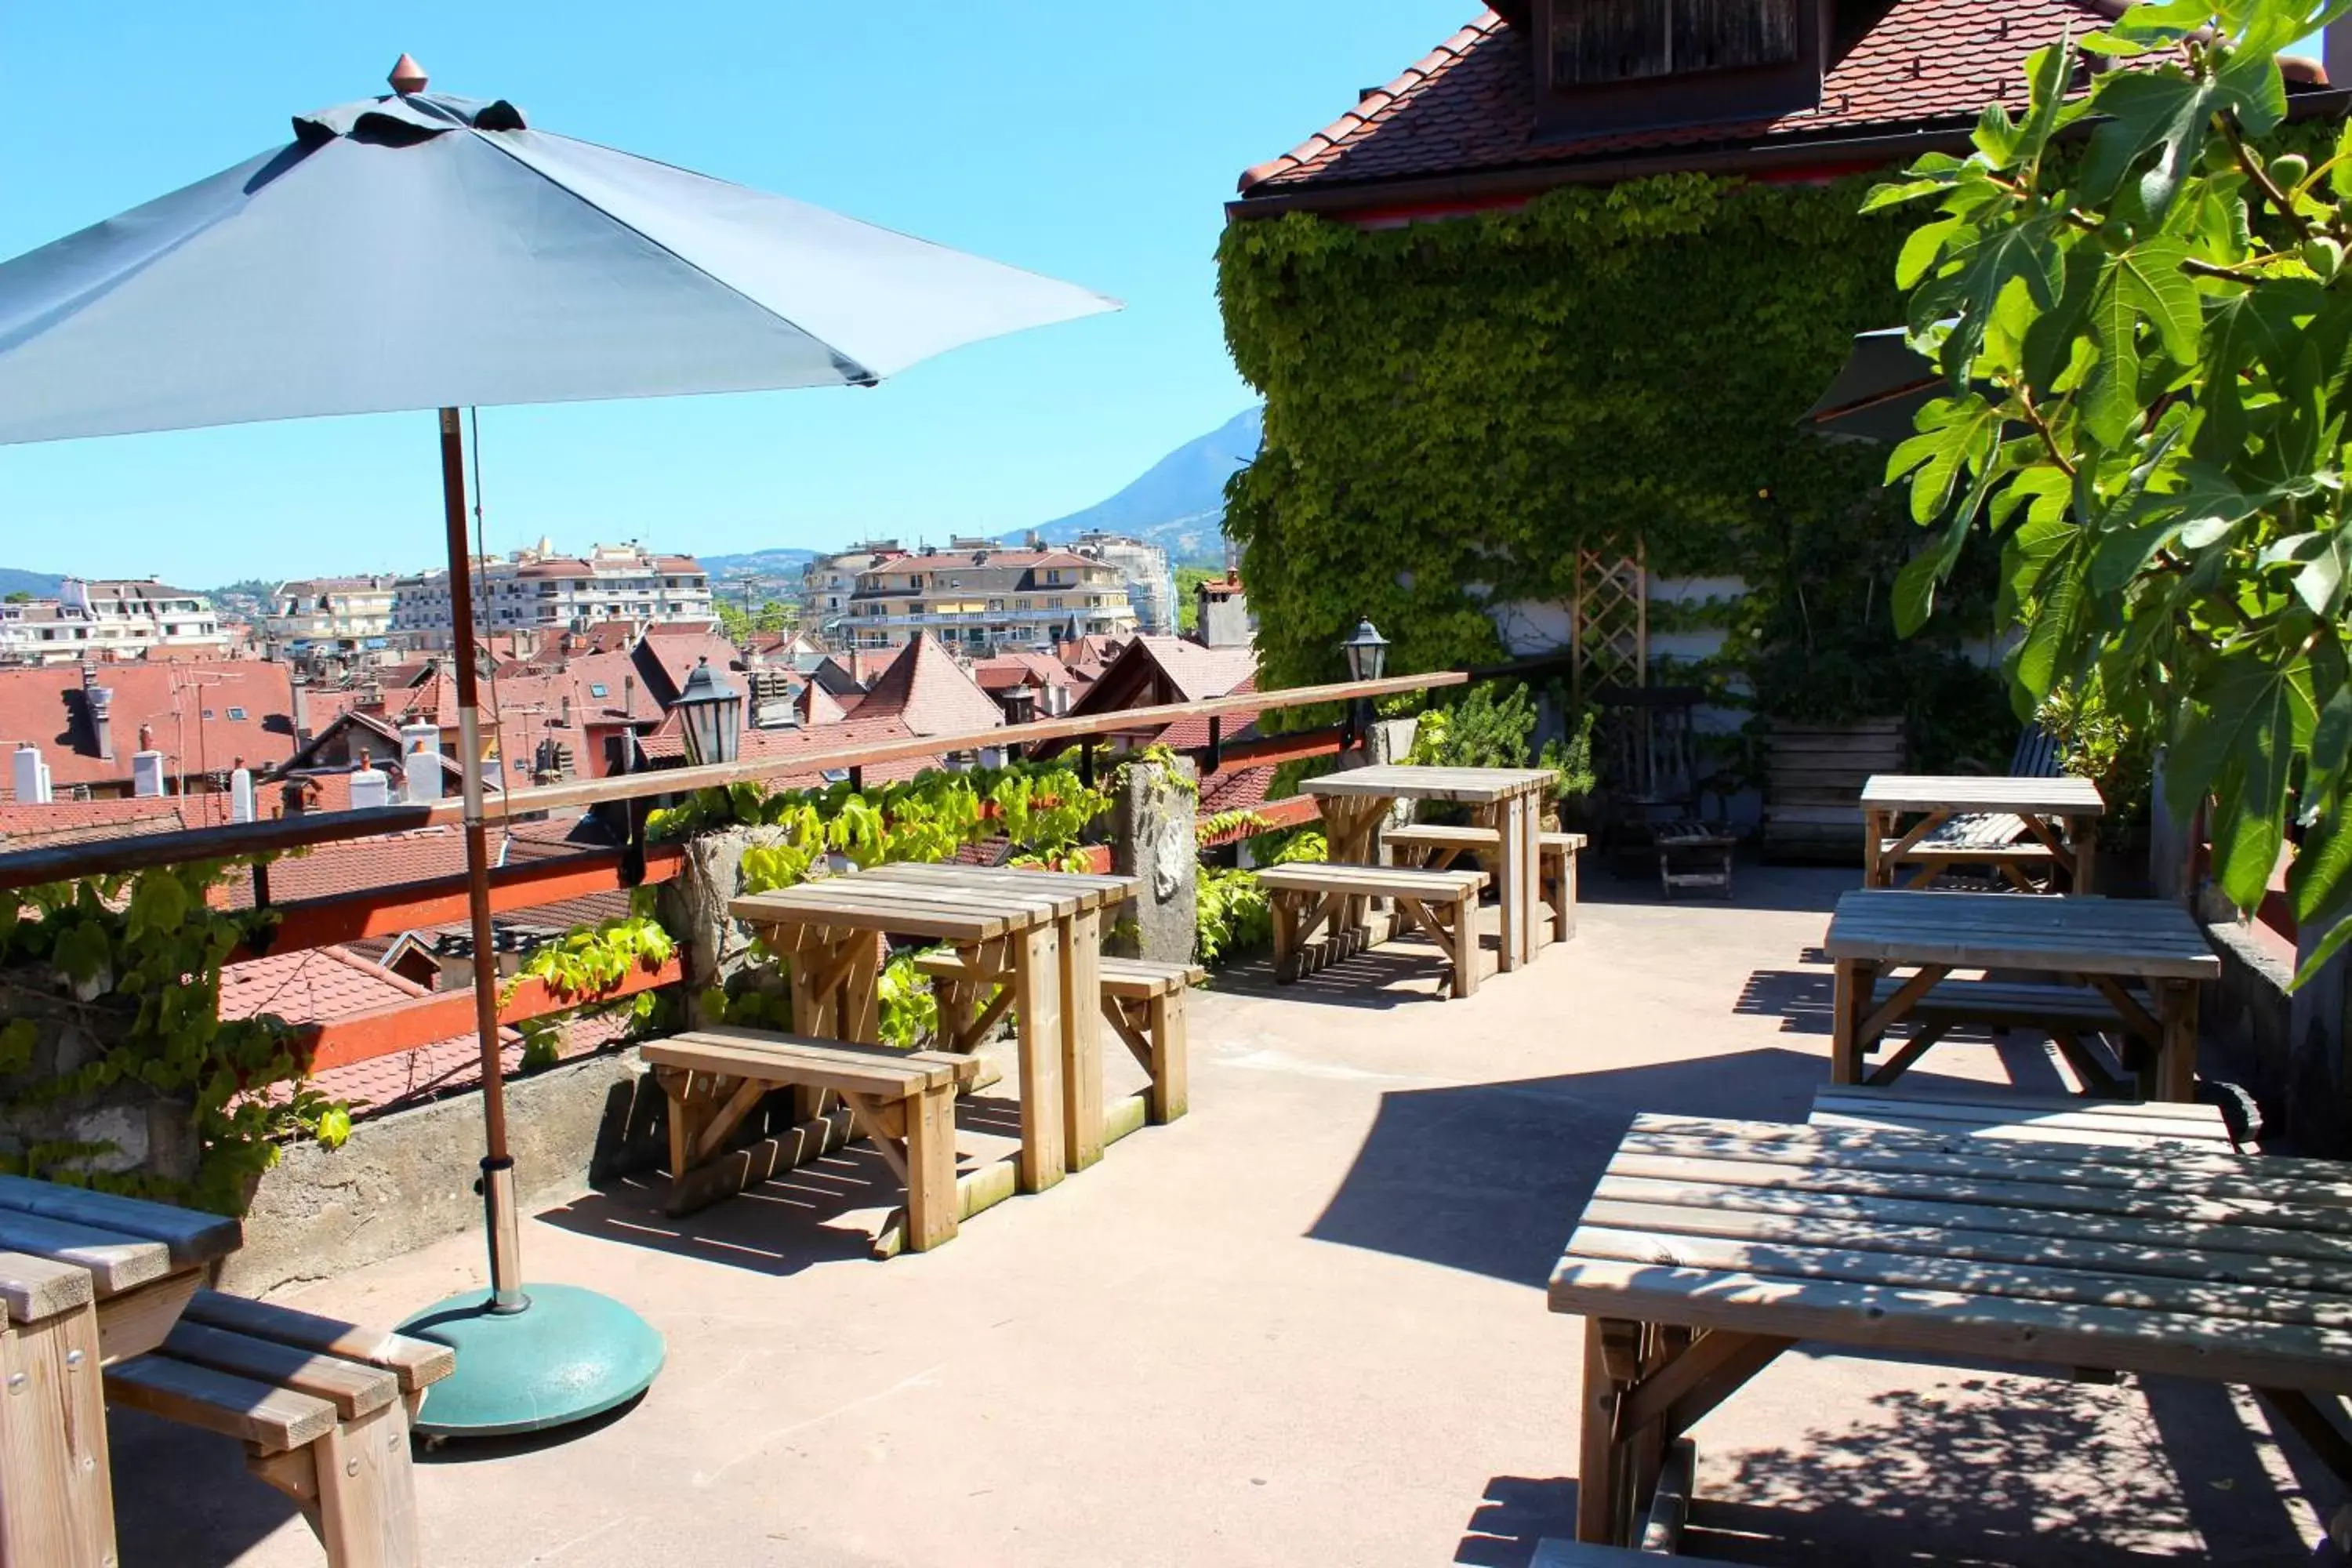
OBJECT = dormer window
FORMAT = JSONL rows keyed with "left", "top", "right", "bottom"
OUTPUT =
{"left": 1536, "top": 0, "right": 1823, "bottom": 139}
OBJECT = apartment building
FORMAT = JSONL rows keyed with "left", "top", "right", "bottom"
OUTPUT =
{"left": 1, "top": 580, "right": 228, "bottom": 663}
{"left": 1071, "top": 532, "right": 1177, "bottom": 636}
{"left": 263, "top": 575, "right": 398, "bottom": 654}
{"left": 843, "top": 546, "right": 1138, "bottom": 652}
{"left": 391, "top": 541, "right": 713, "bottom": 649}
{"left": 800, "top": 542, "right": 907, "bottom": 641}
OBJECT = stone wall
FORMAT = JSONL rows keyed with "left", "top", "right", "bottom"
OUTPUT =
{"left": 223, "top": 1048, "right": 663, "bottom": 1298}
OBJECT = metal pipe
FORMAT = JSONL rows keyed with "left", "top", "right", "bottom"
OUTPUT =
{"left": 440, "top": 406, "right": 525, "bottom": 1312}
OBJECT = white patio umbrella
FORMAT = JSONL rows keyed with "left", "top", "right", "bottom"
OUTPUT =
{"left": 0, "top": 55, "right": 1116, "bottom": 1436}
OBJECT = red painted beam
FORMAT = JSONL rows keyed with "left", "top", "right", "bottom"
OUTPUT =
{"left": 300, "top": 955, "right": 683, "bottom": 1073}
{"left": 1201, "top": 728, "right": 1348, "bottom": 773}
{"left": 1197, "top": 793, "right": 1322, "bottom": 850}
{"left": 253, "top": 845, "right": 685, "bottom": 956}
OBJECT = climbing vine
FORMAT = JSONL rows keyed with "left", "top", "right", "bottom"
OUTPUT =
{"left": 1217, "top": 170, "right": 2014, "bottom": 764}
{"left": 0, "top": 861, "right": 349, "bottom": 1215}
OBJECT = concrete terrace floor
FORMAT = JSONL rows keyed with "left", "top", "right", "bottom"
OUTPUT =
{"left": 115, "top": 863, "right": 2348, "bottom": 1566}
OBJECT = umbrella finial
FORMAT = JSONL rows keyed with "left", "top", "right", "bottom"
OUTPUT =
{"left": 388, "top": 53, "right": 428, "bottom": 95}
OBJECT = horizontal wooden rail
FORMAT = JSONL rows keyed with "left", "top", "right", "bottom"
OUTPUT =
{"left": 1200, "top": 726, "right": 1348, "bottom": 774}
{"left": 249, "top": 844, "right": 687, "bottom": 957}
{"left": 303, "top": 955, "right": 684, "bottom": 1073}
{"left": 0, "top": 668, "right": 1466, "bottom": 891}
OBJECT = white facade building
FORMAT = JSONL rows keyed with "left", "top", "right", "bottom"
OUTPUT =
{"left": 1072, "top": 532, "right": 1178, "bottom": 635}
{"left": 263, "top": 575, "right": 398, "bottom": 653}
{"left": 1, "top": 581, "right": 227, "bottom": 663}
{"left": 391, "top": 542, "right": 713, "bottom": 649}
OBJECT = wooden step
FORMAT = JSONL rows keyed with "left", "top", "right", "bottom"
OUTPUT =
{"left": 1097, "top": 956, "right": 1204, "bottom": 996}
{"left": 644, "top": 1029, "right": 975, "bottom": 1097}
{"left": 1256, "top": 862, "right": 1488, "bottom": 901}
{"left": 105, "top": 1352, "right": 339, "bottom": 1455}
{"left": 181, "top": 1290, "right": 454, "bottom": 1394}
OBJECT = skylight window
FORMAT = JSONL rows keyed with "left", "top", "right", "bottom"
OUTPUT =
{"left": 590, "top": 683, "right": 608, "bottom": 698}
{"left": 226, "top": 706, "right": 247, "bottom": 721}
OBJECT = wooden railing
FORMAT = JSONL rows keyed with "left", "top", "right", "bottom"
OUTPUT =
{"left": 2, "top": 669, "right": 1470, "bottom": 1087}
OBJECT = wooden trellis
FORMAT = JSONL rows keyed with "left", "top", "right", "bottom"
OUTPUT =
{"left": 1570, "top": 541, "right": 1646, "bottom": 702}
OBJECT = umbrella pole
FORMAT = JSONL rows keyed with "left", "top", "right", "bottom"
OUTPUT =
{"left": 437, "top": 405, "right": 524, "bottom": 1314}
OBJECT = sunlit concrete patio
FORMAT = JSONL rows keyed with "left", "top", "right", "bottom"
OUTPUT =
{"left": 117, "top": 865, "right": 2347, "bottom": 1566}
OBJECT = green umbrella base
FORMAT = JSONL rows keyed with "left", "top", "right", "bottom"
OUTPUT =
{"left": 397, "top": 1282, "right": 665, "bottom": 1438}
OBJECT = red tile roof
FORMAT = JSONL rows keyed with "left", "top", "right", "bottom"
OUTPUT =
{"left": 0, "top": 792, "right": 233, "bottom": 848}
{"left": 0, "top": 660, "right": 296, "bottom": 793}
{"left": 1237, "top": 0, "right": 2126, "bottom": 199}
{"left": 855, "top": 635, "right": 1006, "bottom": 738}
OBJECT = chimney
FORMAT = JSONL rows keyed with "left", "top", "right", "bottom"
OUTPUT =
{"left": 561, "top": 693, "right": 573, "bottom": 728}
{"left": 11, "top": 745, "right": 50, "bottom": 806}
{"left": 136, "top": 723, "right": 154, "bottom": 755}
{"left": 349, "top": 766, "right": 391, "bottom": 810}
{"left": 623, "top": 674, "right": 636, "bottom": 716}
{"left": 400, "top": 722, "right": 443, "bottom": 804}
{"left": 131, "top": 750, "right": 165, "bottom": 798}
{"left": 229, "top": 767, "right": 255, "bottom": 824}
{"left": 290, "top": 677, "right": 312, "bottom": 743}
{"left": 86, "top": 684, "right": 114, "bottom": 763}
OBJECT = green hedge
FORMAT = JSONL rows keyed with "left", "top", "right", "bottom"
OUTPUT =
{"left": 1218, "top": 171, "right": 2013, "bottom": 767}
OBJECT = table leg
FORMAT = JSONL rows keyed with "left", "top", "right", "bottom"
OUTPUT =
{"left": 2070, "top": 813, "right": 2097, "bottom": 894}
{"left": 0, "top": 1290, "right": 114, "bottom": 1568}
{"left": 1864, "top": 807, "right": 1888, "bottom": 887}
{"left": 2154, "top": 977, "right": 2199, "bottom": 1103}
{"left": 1497, "top": 794, "right": 1529, "bottom": 975}
{"left": 1830, "top": 958, "right": 1876, "bottom": 1084}
{"left": 1010, "top": 923, "right": 1066, "bottom": 1192}
{"left": 1519, "top": 790, "right": 1545, "bottom": 962}
{"left": 1577, "top": 1316, "right": 1637, "bottom": 1546}
{"left": 1058, "top": 908, "right": 1105, "bottom": 1174}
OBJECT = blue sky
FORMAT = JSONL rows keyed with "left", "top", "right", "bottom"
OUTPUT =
{"left": 0, "top": 2, "right": 1472, "bottom": 585}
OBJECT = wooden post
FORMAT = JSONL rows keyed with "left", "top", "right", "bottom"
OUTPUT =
{"left": 1863, "top": 807, "right": 1887, "bottom": 887}
{"left": 2157, "top": 978, "right": 2199, "bottom": 1103}
{"left": 1059, "top": 909, "right": 1105, "bottom": 1173}
{"left": 0, "top": 1254, "right": 114, "bottom": 1568}
{"left": 1009, "top": 924, "right": 1065, "bottom": 1192}
{"left": 1450, "top": 891, "right": 1480, "bottom": 998}
{"left": 1497, "top": 793, "right": 1528, "bottom": 975}
{"left": 902, "top": 1080, "right": 960, "bottom": 1252}
{"left": 1830, "top": 959, "right": 1870, "bottom": 1085}
{"left": 314, "top": 1399, "right": 419, "bottom": 1568}
{"left": 1519, "top": 789, "right": 1544, "bottom": 960}
{"left": 2069, "top": 812, "right": 2097, "bottom": 894}
{"left": 1145, "top": 991, "right": 1188, "bottom": 1123}
{"left": 1576, "top": 1316, "right": 1629, "bottom": 1546}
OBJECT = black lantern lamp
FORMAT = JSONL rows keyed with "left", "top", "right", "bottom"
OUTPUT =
{"left": 1339, "top": 619, "right": 1388, "bottom": 750}
{"left": 674, "top": 656, "right": 744, "bottom": 767}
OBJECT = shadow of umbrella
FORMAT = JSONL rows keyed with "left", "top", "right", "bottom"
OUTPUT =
{"left": 0, "top": 53, "right": 1116, "bottom": 1439}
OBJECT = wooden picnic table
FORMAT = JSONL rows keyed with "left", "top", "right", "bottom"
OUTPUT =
{"left": 1863, "top": 774, "right": 2105, "bottom": 892}
{"left": 731, "top": 862, "right": 1138, "bottom": 1190}
{"left": 1549, "top": 1113, "right": 2352, "bottom": 1548}
{"left": 1300, "top": 764, "right": 1558, "bottom": 972}
{"left": 0, "top": 1176, "right": 240, "bottom": 1566}
{"left": 1824, "top": 888, "right": 2219, "bottom": 1102}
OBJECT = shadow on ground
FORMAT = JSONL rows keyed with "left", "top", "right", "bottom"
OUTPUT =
{"left": 111, "top": 1404, "right": 301, "bottom": 1567}
{"left": 1308, "top": 1048, "right": 1824, "bottom": 1287}
{"left": 539, "top": 1089, "right": 1029, "bottom": 1278}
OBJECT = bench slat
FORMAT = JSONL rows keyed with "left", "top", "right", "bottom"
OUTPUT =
{"left": 1383, "top": 824, "right": 1501, "bottom": 848}
{"left": 105, "top": 1352, "right": 338, "bottom": 1454}
{"left": 0, "top": 1213, "right": 170, "bottom": 1297}
{"left": 160, "top": 1320, "right": 397, "bottom": 1420}
{"left": 645, "top": 1029, "right": 968, "bottom": 1095}
{"left": 1098, "top": 957, "right": 1204, "bottom": 996}
{"left": 1538, "top": 832, "right": 1587, "bottom": 851}
{"left": 1870, "top": 978, "right": 2137, "bottom": 1025}
{"left": 183, "top": 1290, "right": 455, "bottom": 1393}
{"left": 0, "top": 1174, "right": 239, "bottom": 1269}
{"left": 1257, "top": 864, "right": 1487, "bottom": 901}
{"left": 0, "top": 1251, "right": 93, "bottom": 1323}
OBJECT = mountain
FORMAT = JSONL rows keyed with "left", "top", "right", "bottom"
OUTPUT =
{"left": 700, "top": 547, "right": 819, "bottom": 578}
{"left": 1008, "top": 406, "right": 1261, "bottom": 565}
{"left": 0, "top": 568, "right": 62, "bottom": 598}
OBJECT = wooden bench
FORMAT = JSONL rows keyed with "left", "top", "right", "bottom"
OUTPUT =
{"left": 1864, "top": 975, "right": 2147, "bottom": 1093}
{"left": 1811, "top": 1083, "right": 2238, "bottom": 1151}
{"left": 103, "top": 1290, "right": 454, "bottom": 1568}
{"left": 1541, "top": 830, "right": 1584, "bottom": 942}
{"left": 1256, "top": 862, "right": 1488, "bottom": 997}
{"left": 1382, "top": 821, "right": 1498, "bottom": 872}
{"left": 916, "top": 951, "right": 1200, "bottom": 1127}
{"left": 641, "top": 1029, "right": 978, "bottom": 1250}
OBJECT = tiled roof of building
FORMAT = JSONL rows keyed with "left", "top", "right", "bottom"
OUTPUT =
{"left": 1200, "top": 763, "right": 1277, "bottom": 819}
{"left": 855, "top": 635, "right": 1005, "bottom": 738}
{"left": 633, "top": 633, "right": 744, "bottom": 706}
{"left": 973, "top": 652, "right": 1073, "bottom": 694}
{"left": 1238, "top": 0, "right": 2131, "bottom": 198}
{"left": 797, "top": 681, "right": 849, "bottom": 727}
{"left": 0, "top": 660, "right": 296, "bottom": 793}
{"left": 0, "top": 792, "right": 233, "bottom": 848}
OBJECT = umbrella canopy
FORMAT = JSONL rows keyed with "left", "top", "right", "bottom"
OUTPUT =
{"left": 1800, "top": 327, "right": 1940, "bottom": 445}
{"left": 0, "top": 62, "right": 1118, "bottom": 1440}
{"left": 0, "top": 88, "right": 1116, "bottom": 444}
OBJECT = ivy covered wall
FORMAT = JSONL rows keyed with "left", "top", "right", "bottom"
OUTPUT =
{"left": 1218, "top": 170, "right": 2013, "bottom": 764}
